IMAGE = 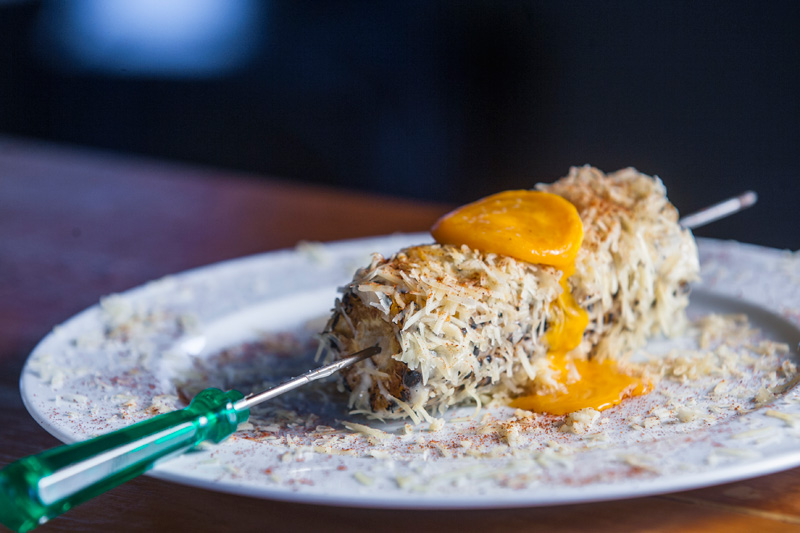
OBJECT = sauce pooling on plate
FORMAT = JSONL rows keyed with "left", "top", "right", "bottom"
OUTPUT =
{"left": 431, "top": 189, "right": 647, "bottom": 415}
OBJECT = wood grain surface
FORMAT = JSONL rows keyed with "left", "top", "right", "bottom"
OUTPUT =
{"left": 1, "top": 136, "right": 799, "bottom": 532}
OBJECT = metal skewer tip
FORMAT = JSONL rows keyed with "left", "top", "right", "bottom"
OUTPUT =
{"left": 679, "top": 190, "right": 758, "bottom": 230}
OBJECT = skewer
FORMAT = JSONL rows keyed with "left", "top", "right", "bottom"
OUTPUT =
{"left": 0, "top": 346, "right": 381, "bottom": 532}
{"left": 234, "top": 345, "right": 380, "bottom": 411}
{"left": 679, "top": 191, "right": 758, "bottom": 230}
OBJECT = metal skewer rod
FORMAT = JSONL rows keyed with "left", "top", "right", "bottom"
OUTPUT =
{"left": 679, "top": 190, "right": 758, "bottom": 230}
{"left": 234, "top": 345, "right": 380, "bottom": 411}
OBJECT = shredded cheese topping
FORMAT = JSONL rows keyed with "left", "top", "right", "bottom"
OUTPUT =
{"left": 319, "top": 166, "right": 700, "bottom": 420}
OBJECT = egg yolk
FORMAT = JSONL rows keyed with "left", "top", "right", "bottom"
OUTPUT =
{"left": 431, "top": 189, "right": 648, "bottom": 415}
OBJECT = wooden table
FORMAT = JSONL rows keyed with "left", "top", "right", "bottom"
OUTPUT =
{"left": 1, "top": 136, "right": 799, "bottom": 532}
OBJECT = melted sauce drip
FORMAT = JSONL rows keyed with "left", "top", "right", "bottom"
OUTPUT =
{"left": 545, "top": 264, "right": 589, "bottom": 358}
{"left": 431, "top": 189, "right": 648, "bottom": 414}
{"left": 509, "top": 357, "right": 650, "bottom": 415}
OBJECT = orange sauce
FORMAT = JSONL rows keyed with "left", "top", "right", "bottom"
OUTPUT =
{"left": 545, "top": 265, "right": 589, "bottom": 358}
{"left": 431, "top": 189, "right": 648, "bottom": 414}
{"left": 431, "top": 190, "right": 583, "bottom": 269}
{"left": 510, "top": 357, "right": 650, "bottom": 415}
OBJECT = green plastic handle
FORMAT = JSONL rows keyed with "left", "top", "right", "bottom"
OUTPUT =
{"left": 0, "top": 388, "right": 249, "bottom": 533}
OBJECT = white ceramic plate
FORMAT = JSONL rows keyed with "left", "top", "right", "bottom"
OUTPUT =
{"left": 20, "top": 235, "right": 800, "bottom": 508}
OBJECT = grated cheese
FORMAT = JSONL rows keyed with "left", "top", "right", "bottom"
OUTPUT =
{"left": 754, "top": 387, "right": 776, "bottom": 407}
{"left": 560, "top": 408, "right": 601, "bottom": 435}
{"left": 764, "top": 409, "right": 799, "bottom": 427}
{"left": 343, "top": 421, "right": 390, "bottom": 445}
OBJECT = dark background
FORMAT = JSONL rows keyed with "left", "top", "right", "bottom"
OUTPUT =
{"left": 2, "top": 1, "right": 798, "bottom": 249}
